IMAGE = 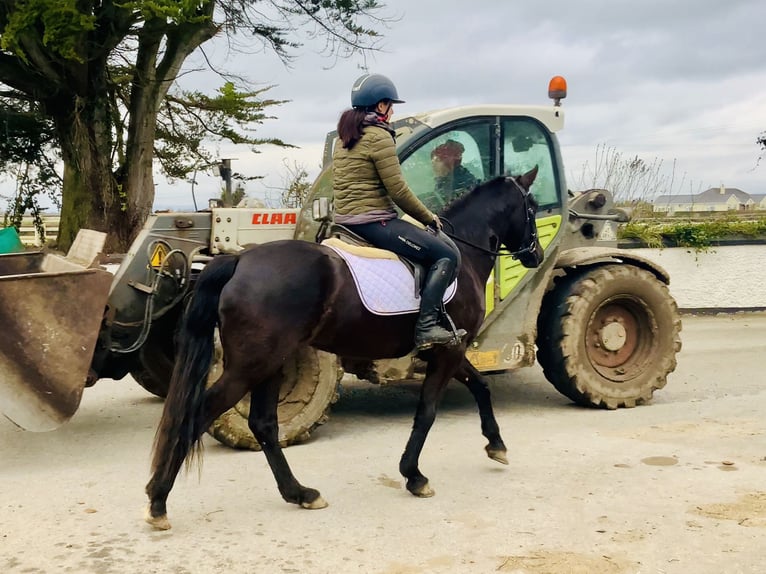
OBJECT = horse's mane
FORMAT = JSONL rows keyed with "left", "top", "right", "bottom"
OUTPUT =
{"left": 440, "top": 176, "right": 509, "bottom": 220}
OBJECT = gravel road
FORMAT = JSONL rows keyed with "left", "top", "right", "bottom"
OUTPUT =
{"left": 2, "top": 312, "right": 765, "bottom": 574}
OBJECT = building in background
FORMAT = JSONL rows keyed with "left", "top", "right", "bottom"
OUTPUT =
{"left": 653, "top": 185, "right": 764, "bottom": 214}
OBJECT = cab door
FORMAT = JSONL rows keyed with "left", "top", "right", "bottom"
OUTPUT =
{"left": 399, "top": 116, "right": 564, "bottom": 316}
{"left": 399, "top": 118, "right": 496, "bottom": 211}
{"left": 493, "top": 117, "right": 564, "bottom": 306}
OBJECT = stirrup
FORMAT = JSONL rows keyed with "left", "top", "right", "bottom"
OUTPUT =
{"left": 415, "top": 328, "right": 455, "bottom": 350}
{"left": 442, "top": 307, "right": 467, "bottom": 346}
{"left": 415, "top": 310, "right": 467, "bottom": 350}
{"left": 415, "top": 329, "right": 467, "bottom": 351}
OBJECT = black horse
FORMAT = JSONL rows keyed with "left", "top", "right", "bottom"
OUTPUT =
{"left": 145, "top": 167, "right": 544, "bottom": 529}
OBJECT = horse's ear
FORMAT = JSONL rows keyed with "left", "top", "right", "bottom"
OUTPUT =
{"left": 517, "top": 165, "right": 539, "bottom": 190}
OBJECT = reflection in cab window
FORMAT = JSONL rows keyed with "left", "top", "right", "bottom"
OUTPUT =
{"left": 401, "top": 125, "right": 491, "bottom": 212}
{"left": 502, "top": 119, "right": 559, "bottom": 210}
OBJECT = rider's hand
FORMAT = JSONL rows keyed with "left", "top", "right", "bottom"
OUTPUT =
{"left": 431, "top": 215, "right": 443, "bottom": 231}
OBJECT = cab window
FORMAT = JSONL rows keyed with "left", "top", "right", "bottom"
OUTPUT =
{"left": 501, "top": 118, "right": 560, "bottom": 210}
{"left": 400, "top": 123, "right": 493, "bottom": 212}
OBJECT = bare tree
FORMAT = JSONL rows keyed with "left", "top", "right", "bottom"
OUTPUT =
{"left": 571, "top": 143, "right": 702, "bottom": 205}
{"left": 279, "top": 160, "right": 313, "bottom": 208}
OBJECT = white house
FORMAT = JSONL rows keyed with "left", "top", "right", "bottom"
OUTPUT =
{"left": 653, "top": 185, "right": 758, "bottom": 214}
{"left": 752, "top": 194, "right": 766, "bottom": 210}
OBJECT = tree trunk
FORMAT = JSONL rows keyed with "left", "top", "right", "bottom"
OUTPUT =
{"left": 54, "top": 92, "right": 154, "bottom": 253}
{"left": 55, "top": 96, "right": 122, "bottom": 252}
{"left": 53, "top": 13, "right": 218, "bottom": 254}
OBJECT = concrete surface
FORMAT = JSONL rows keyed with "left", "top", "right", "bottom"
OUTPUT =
{"left": 1, "top": 312, "right": 765, "bottom": 574}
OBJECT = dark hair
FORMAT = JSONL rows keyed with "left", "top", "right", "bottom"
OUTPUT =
{"left": 431, "top": 139, "right": 465, "bottom": 168}
{"left": 337, "top": 108, "right": 368, "bottom": 149}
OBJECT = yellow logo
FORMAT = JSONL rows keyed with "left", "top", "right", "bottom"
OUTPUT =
{"left": 150, "top": 243, "right": 169, "bottom": 269}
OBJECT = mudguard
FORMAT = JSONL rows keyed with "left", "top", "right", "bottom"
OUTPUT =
{"left": 555, "top": 246, "right": 671, "bottom": 284}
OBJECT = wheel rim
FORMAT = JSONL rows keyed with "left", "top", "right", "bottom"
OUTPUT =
{"left": 585, "top": 297, "right": 657, "bottom": 382}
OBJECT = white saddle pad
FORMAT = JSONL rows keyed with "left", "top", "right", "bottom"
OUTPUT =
{"left": 325, "top": 243, "right": 457, "bottom": 316}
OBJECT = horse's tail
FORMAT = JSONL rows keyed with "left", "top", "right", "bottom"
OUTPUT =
{"left": 150, "top": 253, "right": 240, "bottom": 479}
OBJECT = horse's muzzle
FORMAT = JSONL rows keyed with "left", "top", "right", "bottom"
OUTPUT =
{"left": 520, "top": 244, "right": 544, "bottom": 268}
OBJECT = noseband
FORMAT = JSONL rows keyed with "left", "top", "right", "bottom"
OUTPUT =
{"left": 442, "top": 176, "right": 538, "bottom": 260}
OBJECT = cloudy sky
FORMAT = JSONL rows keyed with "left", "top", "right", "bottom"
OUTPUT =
{"left": 153, "top": 1, "right": 766, "bottom": 208}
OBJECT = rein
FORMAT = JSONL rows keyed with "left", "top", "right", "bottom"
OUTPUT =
{"left": 440, "top": 177, "right": 538, "bottom": 260}
{"left": 443, "top": 228, "right": 537, "bottom": 259}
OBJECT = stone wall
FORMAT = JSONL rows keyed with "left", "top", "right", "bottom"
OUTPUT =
{"left": 624, "top": 244, "right": 766, "bottom": 311}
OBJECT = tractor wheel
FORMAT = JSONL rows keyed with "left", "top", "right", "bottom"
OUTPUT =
{"left": 536, "top": 264, "right": 682, "bottom": 409}
{"left": 128, "top": 308, "right": 182, "bottom": 398}
{"left": 207, "top": 331, "right": 342, "bottom": 450}
{"left": 130, "top": 365, "right": 170, "bottom": 399}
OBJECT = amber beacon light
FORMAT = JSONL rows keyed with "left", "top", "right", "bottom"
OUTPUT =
{"left": 548, "top": 76, "right": 567, "bottom": 106}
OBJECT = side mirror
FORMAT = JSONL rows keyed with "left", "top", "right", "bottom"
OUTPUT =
{"left": 312, "top": 197, "right": 332, "bottom": 221}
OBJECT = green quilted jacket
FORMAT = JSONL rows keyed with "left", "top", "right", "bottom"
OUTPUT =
{"left": 332, "top": 125, "right": 436, "bottom": 225}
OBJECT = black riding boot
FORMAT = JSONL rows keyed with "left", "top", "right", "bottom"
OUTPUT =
{"left": 414, "top": 258, "right": 466, "bottom": 350}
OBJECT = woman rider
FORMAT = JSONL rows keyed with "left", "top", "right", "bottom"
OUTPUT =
{"left": 332, "top": 73, "right": 466, "bottom": 351}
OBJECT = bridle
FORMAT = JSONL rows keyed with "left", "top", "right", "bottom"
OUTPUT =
{"left": 441, "top": 176, "right": 539, "bottom": 260}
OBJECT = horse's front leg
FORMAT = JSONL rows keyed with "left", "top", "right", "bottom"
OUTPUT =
{"left": 456, "top": 358, "right": 508, "bottom": 465}
{"left": 249, "top": 372, "right": 328, "bottom": 510}
{"left": 399, "top": 352, "right": 461, "bottom": 498}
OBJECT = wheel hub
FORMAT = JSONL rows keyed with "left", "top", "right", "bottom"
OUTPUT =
{"left": 587, "top": 304, "right": 640, "bottom": 370}
{"left": 599, "top": 321, "right": 627, "bottom": 351}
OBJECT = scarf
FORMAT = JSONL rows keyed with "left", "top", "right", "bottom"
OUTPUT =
{"left": 362, "top": 112, "right": 395, "bottom": 139}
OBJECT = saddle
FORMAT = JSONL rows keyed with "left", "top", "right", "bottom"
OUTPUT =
{"left": 321, "top": 224, "right": 458, "bottom": 317}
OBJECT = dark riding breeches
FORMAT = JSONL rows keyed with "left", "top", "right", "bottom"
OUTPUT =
{"left": 344, "top": 218, "right": 459, "bottom": 273}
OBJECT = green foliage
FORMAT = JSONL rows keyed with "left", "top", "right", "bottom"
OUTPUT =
{"left": 1, "top": 0, "right": 96, "bottom": 62}
{"left": 219, "top": 182, "right": 246, "bottom": 206}
{"left": 0, "top": 0, "right": 387, "bottom": 250}
{"left": 0, "top": 100, "right": 56, "bottom": 166}
{"left": 0, "top": 98, "right": 61, "bottom": 236}
{"left": 155, "top": 83, "right": 292, "bottom": 182}
{"left": 1, "top": 161, "right": 60, "bottom": 245}
{"left": 122, "top": 0, "right": 211, "bottom": 23}
{"left": 619, "top": 216, "right": 766, "bottom": 251}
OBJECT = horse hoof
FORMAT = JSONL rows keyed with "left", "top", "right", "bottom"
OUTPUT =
{"left": 412, "top": 482, "right": 435, "bottom": 498}
{"left": 144, "top": 506, "right": 172, "bottom": 530}
{"left": 301, "top": 495, "right": 329, "bottom": 510}
{"left": 486, "top": 446, "right": 509, "bottom": 465}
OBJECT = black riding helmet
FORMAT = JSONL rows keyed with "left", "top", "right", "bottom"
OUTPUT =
{"left": 351, "top": 73, "right": 405, "bottom": 109}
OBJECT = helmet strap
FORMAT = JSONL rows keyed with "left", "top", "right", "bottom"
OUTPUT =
{"left": 375, "top": 100, "right": 392, "bottom": 120}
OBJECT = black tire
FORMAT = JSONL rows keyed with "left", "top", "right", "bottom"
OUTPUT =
{"left": 129, "top": 262, "right": 196, "bottom": 398}
{"left": 130, "top": 348, "right": 171, "bottom": 398}
{"left": 536, "top": 264, "right": 682, "bottom": 409}
{"left": 206, "top": 330, "right": 342, "bottom": 450}
{"left": 128, "top": 307, "right": 183, "bottom": 398}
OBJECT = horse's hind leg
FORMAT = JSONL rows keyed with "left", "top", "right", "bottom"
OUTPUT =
{"left": 248, "top": 370, "right": 327, "bottom": 510}
{"left": 145, "top": 371, "right": 250, "bottom": 530}
{"left": 456, "top": 359, "right": 508, "bottom": 465}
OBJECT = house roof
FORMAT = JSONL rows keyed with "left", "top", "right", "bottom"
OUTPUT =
{"left": 655, "top": 186, "right": 752, "bottom": 205}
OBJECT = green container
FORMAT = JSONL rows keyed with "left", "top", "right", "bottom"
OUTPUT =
{"left": 0, "top": 227, "right": 25, "bottom": 254}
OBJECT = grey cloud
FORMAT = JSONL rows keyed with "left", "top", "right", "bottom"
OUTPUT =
{"left": 153, "top": 0, "right": 766, "bottom": 207}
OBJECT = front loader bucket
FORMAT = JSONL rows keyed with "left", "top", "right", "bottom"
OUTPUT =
{"left": 0, "top": 231, "right": 112, "bottom": 431}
